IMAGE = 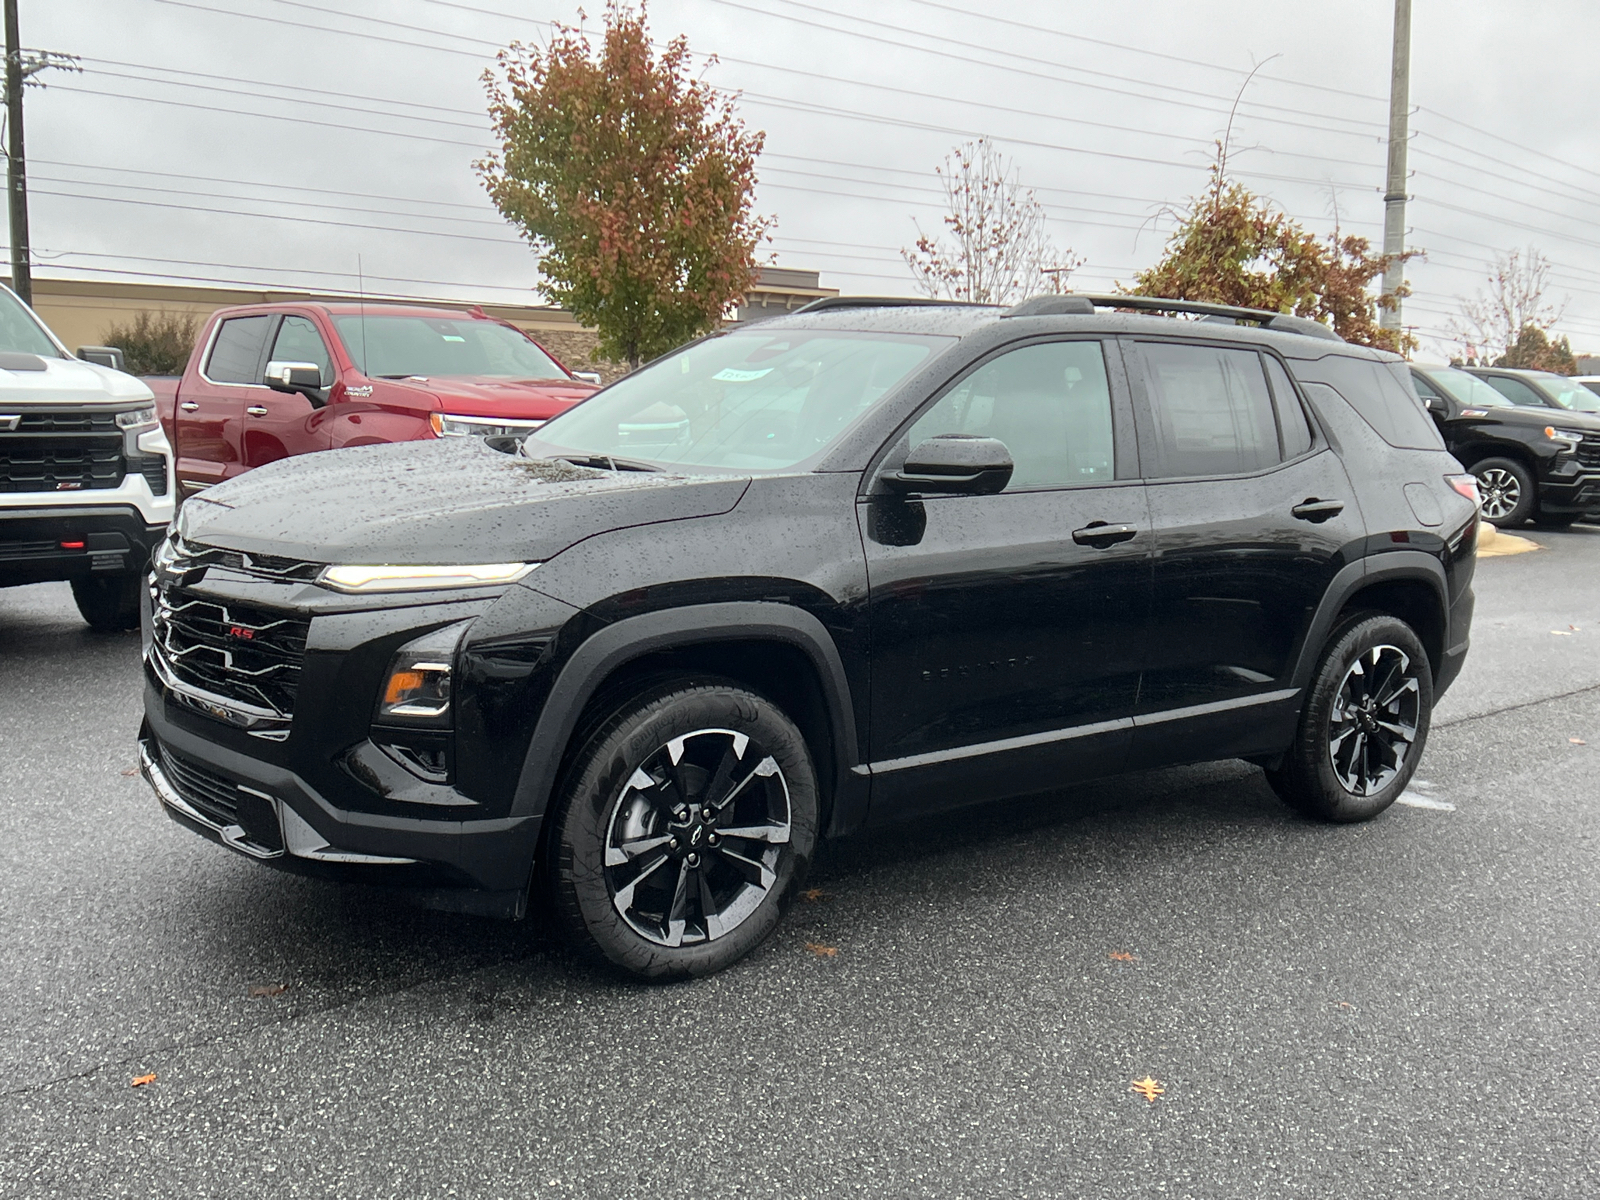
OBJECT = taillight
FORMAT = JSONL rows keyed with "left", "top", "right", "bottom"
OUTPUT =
{"left": 1445, "top": 473, "right": 1480, "bottom": 506}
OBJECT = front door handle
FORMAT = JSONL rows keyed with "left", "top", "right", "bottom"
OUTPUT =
{"left": 1072, "top": 521, "right": 1139, "bottom": 547}
{"left": 179, "top": 401, "right": 199, "bottom": 412}
{"left": 245, "top": 406, "right": 269, "bottom": 417}
{"left": 1291, "top": 498, "right": 1345, "bottom": 523}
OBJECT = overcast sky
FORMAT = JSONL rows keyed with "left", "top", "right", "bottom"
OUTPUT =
{"left": 26, "top": 0, "right": 1600, "bottom": 358}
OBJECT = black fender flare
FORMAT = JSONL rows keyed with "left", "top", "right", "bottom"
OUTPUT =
{"left": 1288, "top": 552, "right": 1450, "bottom": 692}
{"left": 507, "top": 601, "right": 861, "bottom": 825}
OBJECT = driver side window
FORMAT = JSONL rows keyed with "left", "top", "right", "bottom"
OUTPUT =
{"left": 270, "top": 315, "right": 332, "bottom": 386}
{"left": 907, "top": 340, "right": 1114, "bottom": 490}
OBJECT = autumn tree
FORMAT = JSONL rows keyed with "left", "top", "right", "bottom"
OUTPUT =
{"left": 903, "top": 139, "right": 1083, "bottom": 305}
{"left": 479, "top": 3, "right": 769, "bottom": 369}
{"left": 1496, "top": 324, "right": 1577, "bottom": 374}
{"left": 1131, "top": 147, "right": 1416, "bottom": 353}
{"left": 1451, "top": 247, "right": 1567, "bottom": 367}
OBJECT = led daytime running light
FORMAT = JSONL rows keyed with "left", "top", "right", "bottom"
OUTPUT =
{"left": 319, "top": 562, "right": 535, "bottom": 593}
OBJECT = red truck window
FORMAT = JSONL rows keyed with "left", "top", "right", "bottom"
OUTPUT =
{"left": 206, "top": 316, "right": 272, "bottom": 384}
{"left": 270, "top": 316, "right": 332, "bottom": 385}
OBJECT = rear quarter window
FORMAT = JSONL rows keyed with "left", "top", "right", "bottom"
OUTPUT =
{"left": 1288, "top": 354, "right": 1443, "bottom": 451}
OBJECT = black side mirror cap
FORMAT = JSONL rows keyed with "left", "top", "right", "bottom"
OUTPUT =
{"left": 264, "top": 360, "right": 328, "bottom": 406}
{"left": 78, "top": 345, "right": 126, "bottom": 372}
{"left": 884, "top": 434, "right": 1014, "bottom": 496}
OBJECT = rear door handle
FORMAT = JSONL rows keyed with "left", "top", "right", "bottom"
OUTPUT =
{"left": 179, "top": 401, "right": 199, "bottom": 412}
{"left": 246, "top": 406, "right": 269, "bottom": 417}
{"left": 1291, "top": 498, "right": 1345, "bottom": 522}
{"left": 1072, "top": 521, "right": 1139, "bottom": 547}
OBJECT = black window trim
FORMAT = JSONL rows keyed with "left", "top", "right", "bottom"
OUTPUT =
{"left": 1122, "top": 334, "right": 1328, "bottom": 486}
{"left": 862, "top": 332, "right": 1142, "bottom": 498}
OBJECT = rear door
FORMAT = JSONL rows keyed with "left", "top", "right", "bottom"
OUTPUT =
{"left": 176, "top": 313, "right": 272, "bottom": 496}
{"left": 861, "top": 337, "right": 1152, "bottom": 818}
{"left": 1124, "top": 338, "right": 1366, "bottom": 766}
{"left": 245, "top": 313, "right": 334, "bottom": 468}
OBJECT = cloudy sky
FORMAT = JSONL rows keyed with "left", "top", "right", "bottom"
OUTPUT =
{"left": 26, "top": 0, "right": 1600, "bottom": 357}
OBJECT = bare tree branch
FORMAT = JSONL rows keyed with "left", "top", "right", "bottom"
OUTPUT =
{"left": 1451, "top": 247, "right": 1567, "bottom": 364}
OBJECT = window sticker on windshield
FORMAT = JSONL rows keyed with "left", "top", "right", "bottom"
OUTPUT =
{"left": 442, "top": 335, "right": 466, "bottom": 342}
{"left": 712, "top": 367, "right": 773, "bottom": 382}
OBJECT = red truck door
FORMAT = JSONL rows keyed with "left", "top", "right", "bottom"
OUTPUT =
{"left": 176, "top": 313, "right": 272, "bottom": 497}
{"left": 247, "top": 314, "right": 333, "bottom": 468}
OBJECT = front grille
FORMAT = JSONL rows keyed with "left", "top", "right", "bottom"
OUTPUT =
{"left": 0, "top": 437, "right": 124, "bottom": 492}
{"left": 1577, "top": 437, "right": 1600, "bottom": 469}
{"left": 158, "top": 742, "right": 240, "bottom": 827}
{"left": 0, "top": 537, "right": 59, "bottom": 560}
{"left": 16, "top": 411, "right": 120, "bottom": 434}
{"left": 153, "top": 584, "right": 310, "bottom": 716}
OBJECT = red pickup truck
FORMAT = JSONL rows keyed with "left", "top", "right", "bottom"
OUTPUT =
{"left": 147, "top": 301, "right": 600, "bottom": 498}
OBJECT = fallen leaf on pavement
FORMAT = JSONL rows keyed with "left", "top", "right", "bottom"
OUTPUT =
{"left": 248, "top": 983, "right": 288, "bottom": 998}
{"left": 1108, "top": 951, "right": 1139, "bottom": 962}
{"left": 131, "top": 1073, "right": 156, "bottom": 1087}
{"left": 801, "top": 888, "right": 831, "bottom": 902}
{"left": 804, "top": 942, "right": 839, "bottom": 958}
{"left": 1130, "top": 1076, "right": 1165, "bottom": 1104}
{"left": 1570, "top": 738, "right": 1587, "bottom": 745}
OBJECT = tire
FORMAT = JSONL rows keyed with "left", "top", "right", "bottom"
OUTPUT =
{"left": 71, "top": 573, "right": 143, "bottom": 632}
{"left": 546, "top": 677, "right": 818, "bottom": 980}
{"left": 1265, "top": 614, "right": 1433, "bottom": 823}
{"left": 1470, "top": 456, "right": 1536, "bottom": 527}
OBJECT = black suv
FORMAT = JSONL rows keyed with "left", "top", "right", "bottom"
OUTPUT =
{"left": 1410, "top": 363, "right": 1600, "bottom": 527}
{"left": 139, "top": 295, "right": 1477, "bottom": 979}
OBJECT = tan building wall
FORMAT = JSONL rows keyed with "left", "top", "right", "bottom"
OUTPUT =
{"left": 20, "top": 265, "right": 837, "bottom": 385}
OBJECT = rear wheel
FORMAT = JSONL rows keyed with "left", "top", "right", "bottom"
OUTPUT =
{"left": 1266, "top": 614, "right": 1432, "bottom": 823}
{"left": 71, "top": 573, "right": 143, "bottom": 632}
{"left": 547, "top": 678, "right": 818, "bottom": 980}
{"left": 1470, "top": 457, "right": 1535, "bottom": 527}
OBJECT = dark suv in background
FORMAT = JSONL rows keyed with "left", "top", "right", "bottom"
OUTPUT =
{"left": 139, "top": 295, "right": 1477, "bottom": 979}
{"left": 1411, "top": 363, "right": 1600, "bottom": 527}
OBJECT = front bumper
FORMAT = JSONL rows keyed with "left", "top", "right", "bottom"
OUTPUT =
{"left": 1535, "top": 462, "right": 1600, "bottom": 517}
{"left": 0, "top": 505, "right": 167, "bottom": 586}
{"left": 141, "top": 699, "right": 541, "bottom": 918}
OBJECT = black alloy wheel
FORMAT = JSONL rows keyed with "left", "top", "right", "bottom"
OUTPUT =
{"left": 548, "top": 678, "right": 817, "bottom": 979}
{"left": 1266, "top": 613, "right": 1433, "bottom": 822}
{"left": 1471, "top": 457, "right": 1535, "bottom": 527}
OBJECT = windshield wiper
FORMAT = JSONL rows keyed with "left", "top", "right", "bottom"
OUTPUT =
{"left": 551, "top": 453, "right": 662, "bottom": 473}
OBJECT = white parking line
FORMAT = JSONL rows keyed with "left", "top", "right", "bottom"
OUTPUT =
{"left": 1396, "top": 786, "right": 1456, "bottom": 811}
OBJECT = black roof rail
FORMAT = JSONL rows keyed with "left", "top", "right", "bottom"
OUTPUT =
{"left": 791, "top": 296, "right": 992, "bottom": 315}
{"left": 1059, "top": 293, "right": 1343, "bottom": 342}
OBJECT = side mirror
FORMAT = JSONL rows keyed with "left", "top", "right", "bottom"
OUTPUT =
{"left": 884, "top": 434, "right": 1014, "bottom": 496}
{"left": 264, "top": 360, "right": 327, "bottom": 407}
{"left": 78, "top": 345, "right": 127, "bottom": 372}
{"left": 572, "top": 370, "right": 602, "bottom": 386}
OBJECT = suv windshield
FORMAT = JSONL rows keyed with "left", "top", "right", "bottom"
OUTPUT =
{"left": 333, "top": 315, "right": 568, "bottom": 380}
{"left": 0, "top": 286, "right": 63, "bottom": 358}
{"left": 529, "top": 329, "right": 951, "bottom": 470}
{"left": 1531, "top": 373, "right": 1600, "bottom": 414}
{"left": 1419, "top": 367, "right": 1513, "bottom": 408}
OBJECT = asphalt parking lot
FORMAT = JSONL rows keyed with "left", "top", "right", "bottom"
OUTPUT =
{"left": 3, "top": 531, "right": 1599, "bottom": 1199}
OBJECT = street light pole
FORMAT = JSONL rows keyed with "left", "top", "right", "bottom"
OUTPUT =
{"left": 1380, "top": 0, "right": 1412, "bottom": 334}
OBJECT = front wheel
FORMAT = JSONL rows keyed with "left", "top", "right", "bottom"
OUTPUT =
{"left": 1471, "top": 457, "right": 1535, "bottom": 528}
{"left": 547, "top": 678, "right": 818, "bottom": 980}
{"left": 1266, "top": 614, "right": 1433, "bottom": 822}
{"left": 71, "top": 573, "right": 143, "bottom": 632}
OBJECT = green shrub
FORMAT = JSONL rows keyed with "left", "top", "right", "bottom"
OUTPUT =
{"left": 100, "top": 310, "right": 200, "bottom": 375}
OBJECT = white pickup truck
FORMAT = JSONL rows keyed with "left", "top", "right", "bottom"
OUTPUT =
{"left": 0, "top": 284, "right": 174, "bottom": 629}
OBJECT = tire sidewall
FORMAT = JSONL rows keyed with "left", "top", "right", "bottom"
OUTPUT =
{"left": 550, "top": 681, "right": 818, "bottom": 980}
{"left": 1290, "top": 615, "right": 1434, "bottom": 822}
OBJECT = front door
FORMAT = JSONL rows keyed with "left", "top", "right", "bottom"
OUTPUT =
{"left": 861, "top": 337, "right": 1152, "bottom": 819}
{"left": 244, "top": 314, "right": 334, "bottom": 469}
{"left": 176, "top": 313, "right": 273, "bottom": 496}
{"left": 1124, "top": 339, "right": 1367, "bottom": 766}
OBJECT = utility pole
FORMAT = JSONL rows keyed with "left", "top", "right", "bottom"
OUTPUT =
{"left": 3, "top": 0, "right": 29, "bottom": 306}
{"left": 1380, "top": 0, "right": 1412, "bottom": 334}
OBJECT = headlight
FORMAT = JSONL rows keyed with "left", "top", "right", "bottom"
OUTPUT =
{"left": 116, "top": 405, "right": 158, "bottom": 429}
{"left": 375, "top": 622, "right": 470, "bottom": 728}
{"left": 318, "top": 562, "right": 536, "bottom": 593}
{"left": 430, "top": 412, "right": 546, "bottom": 438}
{"left": 1545, "top": 426, "right": 1584, "bottom": 453}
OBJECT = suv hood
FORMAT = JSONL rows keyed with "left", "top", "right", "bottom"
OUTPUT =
{"left": 0, "top": 355, "right": 154, "bottom": 404}
{"left": 180, "top": 437, "right": 749, "bottom": 565}
{"left": 385, "top": 374, "right": 598, "bottom": 419}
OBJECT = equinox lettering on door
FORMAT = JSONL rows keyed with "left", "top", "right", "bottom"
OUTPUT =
{"left": 922, "top": 655, "right": 1036, "bottom": 683}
